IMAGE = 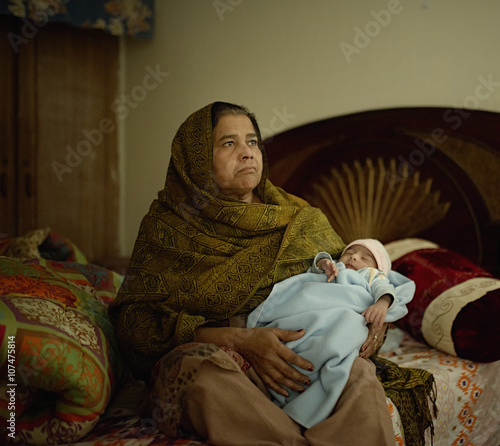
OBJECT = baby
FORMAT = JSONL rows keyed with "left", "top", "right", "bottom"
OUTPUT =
{"left": 247, "top": 237, "right": 415, "bottom": 428}
{"left": 313, "top": 238, "right": 395, "bottom": 329}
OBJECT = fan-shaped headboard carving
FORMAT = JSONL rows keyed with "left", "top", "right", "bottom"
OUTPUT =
{"left": 264, "top": 107, "right": 500, "bottom": 275}
{"left": 305, "top": 157, "right": 450, "bottom": 244}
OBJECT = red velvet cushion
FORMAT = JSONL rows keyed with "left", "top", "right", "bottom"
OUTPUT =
{"left": 452, "top": 289, "right": 500, "bottom": 362}
{"left": 392, "top": 247, "right": 500, "bottom": 363}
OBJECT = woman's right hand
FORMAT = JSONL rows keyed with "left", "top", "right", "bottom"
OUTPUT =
{"left": 233, "top": 327, "right": 314, "bottom": 397}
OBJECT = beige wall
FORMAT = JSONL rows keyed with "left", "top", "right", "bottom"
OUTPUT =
{"left": 120, "top": 0, "right": 500, "bottom": 255}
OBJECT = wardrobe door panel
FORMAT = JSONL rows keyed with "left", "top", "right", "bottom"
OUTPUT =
{"left": 1, "top": 17, "right": 120, "bottom": 262}
{"left": 16, "top": 28, "right": 38, "bottom": 234}
{"left": 35, "top": 24, "right": 120, "bottom": 261}
{"left": 0, "top": 16, "right": 18, "bottom": 237}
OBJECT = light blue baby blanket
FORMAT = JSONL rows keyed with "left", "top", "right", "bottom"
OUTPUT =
{"left": 246, "top": 264, "right": 415, "bottom": 428}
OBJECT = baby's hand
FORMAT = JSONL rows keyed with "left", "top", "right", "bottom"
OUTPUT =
{"left": 362, "top": 296, "right": 391, "bottom": 329}
{"left": 317, "top": 258, "right": 338, "bottom": 282}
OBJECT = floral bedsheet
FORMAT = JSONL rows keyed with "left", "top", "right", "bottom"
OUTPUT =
{"left": 381, "top": 329, "right": 500, "bottom": 446}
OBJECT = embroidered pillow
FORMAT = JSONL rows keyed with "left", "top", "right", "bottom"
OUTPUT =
{"left": 385, "top": 239, "right": 500, "bottom": 362}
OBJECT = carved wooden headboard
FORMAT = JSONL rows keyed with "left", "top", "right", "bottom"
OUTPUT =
{"left": 265, "top": 107, "right": 500, "bottom": 275}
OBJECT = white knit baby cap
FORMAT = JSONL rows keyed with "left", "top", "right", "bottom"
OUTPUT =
{"left": 342, "top": 238, "right": 391, "bottom": 276}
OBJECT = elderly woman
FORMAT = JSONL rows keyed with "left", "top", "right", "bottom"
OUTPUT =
{"left": 109, "top": 102, "right": 433, "bottom": 446}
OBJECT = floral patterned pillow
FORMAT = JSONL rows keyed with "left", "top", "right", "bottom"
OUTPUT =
{"left": 0, "top": 238, "right": 124, "bottom": 444}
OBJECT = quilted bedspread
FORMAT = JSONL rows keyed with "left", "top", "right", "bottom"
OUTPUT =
{"left": 0, "top": 230, "right": 124, "bottom": 444}
{"left": 2, "top": 233, "right": 499, "bottom": 445}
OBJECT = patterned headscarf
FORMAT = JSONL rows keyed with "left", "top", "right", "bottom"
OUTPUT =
{"left": 109, "top": 102, "right": 345, "bottom": 378}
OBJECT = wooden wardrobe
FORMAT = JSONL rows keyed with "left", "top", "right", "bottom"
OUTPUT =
{"left": 1, "top": 16, "right": 120, "bottom": 262}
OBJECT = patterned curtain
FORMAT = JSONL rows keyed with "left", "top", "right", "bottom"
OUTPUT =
{"left": 0, "top": 0, "right": 154, "bottom": 39}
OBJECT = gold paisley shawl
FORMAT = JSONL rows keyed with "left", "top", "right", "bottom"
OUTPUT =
{"left": 375, "top": 356, "right": 437, "bottom": 446}
{"left": 108, "top": 103, "right": 345, "bottom": 378}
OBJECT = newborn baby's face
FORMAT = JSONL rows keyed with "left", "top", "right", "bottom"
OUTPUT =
{"left": 339, "top": 245, "right": 377, "bottom": 271}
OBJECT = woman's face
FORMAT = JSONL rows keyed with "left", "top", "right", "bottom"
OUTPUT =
{"left": 212, "top": 114, "right": 263, "bottom": 203}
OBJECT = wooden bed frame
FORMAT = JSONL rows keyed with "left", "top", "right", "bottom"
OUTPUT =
{"left": 265, "top": 107, "right": 500, "bottom": 275}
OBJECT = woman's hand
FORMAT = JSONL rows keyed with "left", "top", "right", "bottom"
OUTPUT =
{"left": 233, "top": 327, "right": 314, "bottom": 397}
{"left": 359, "top": 322, "right": 387, "bottom": 359}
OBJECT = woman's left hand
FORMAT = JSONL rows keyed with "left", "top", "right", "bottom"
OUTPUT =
{"left": 359, "top": 323, "right": 387, "bottom": 359}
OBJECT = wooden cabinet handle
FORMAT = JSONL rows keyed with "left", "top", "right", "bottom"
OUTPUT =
{"left": 0, "top": 172, "right": 6, "bottom": 198}
{"left": 24, "top": 173, "right": 32, "bottom": 198}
